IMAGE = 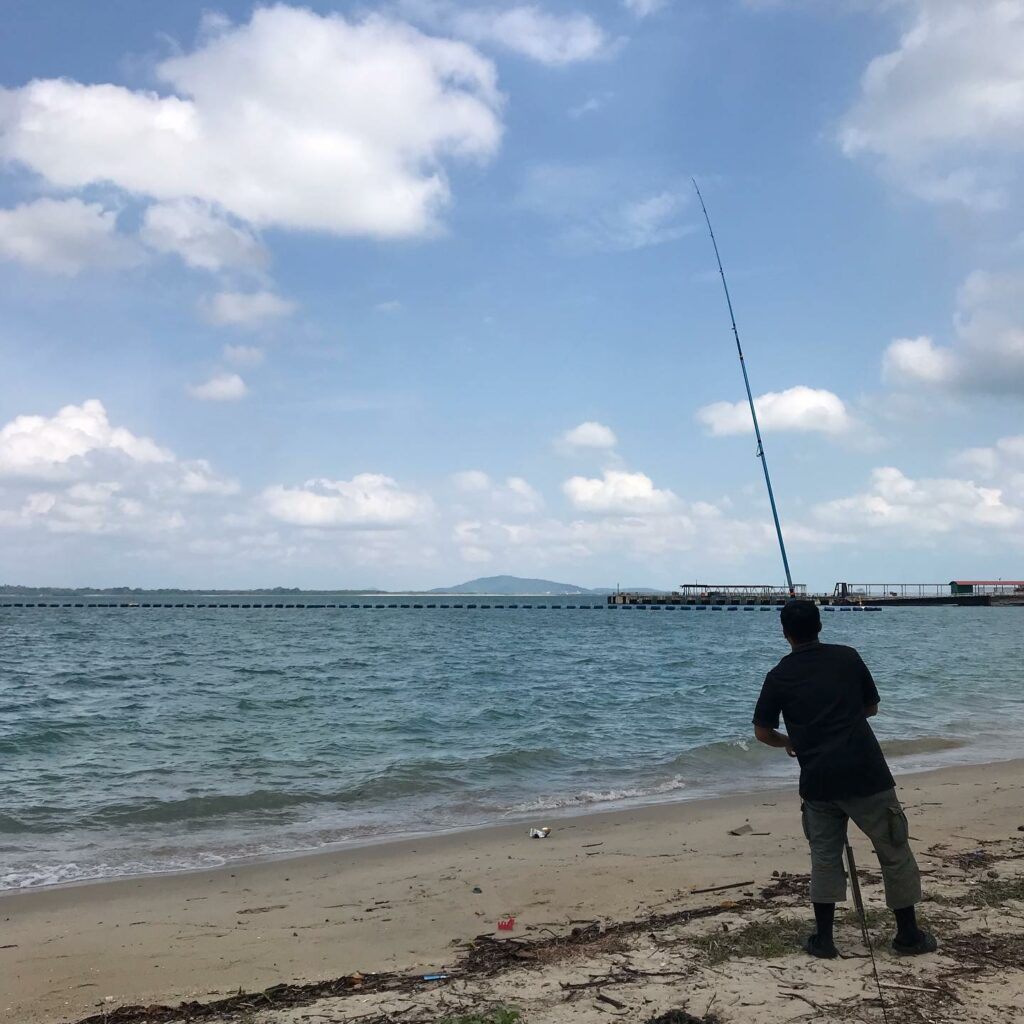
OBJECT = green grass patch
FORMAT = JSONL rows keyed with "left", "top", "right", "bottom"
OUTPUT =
{"left": 441, "top": 1008, "right": 521, "bottom": 1024}
{"left": 690, "top": 916, "right": 808, "bottom": 964}
{"left": 969, "top": 876, "right": 1024, "bottom": 906}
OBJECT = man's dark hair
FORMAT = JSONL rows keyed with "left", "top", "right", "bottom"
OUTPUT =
{"left": 780, "top": 599, "right": 822, "bottom": 643}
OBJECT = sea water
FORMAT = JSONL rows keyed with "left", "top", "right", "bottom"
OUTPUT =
{"left": 1, "top": 598, "right": 1022, "bottom": 890}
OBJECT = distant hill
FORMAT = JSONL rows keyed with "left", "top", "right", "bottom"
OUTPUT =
{"left": 429, "top": 575, "right": 597, "bottom": 595}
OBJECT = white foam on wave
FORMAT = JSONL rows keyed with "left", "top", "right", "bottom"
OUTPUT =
{"left": 505, "top": 775, "right": 689, "bottom": 814}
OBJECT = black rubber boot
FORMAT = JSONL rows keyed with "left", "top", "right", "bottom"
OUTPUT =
{"left": 803, "top": 932, "right": 839, "bottom": 959}
{"left": 892, "top": 929, "right": 938, "bottom": 956}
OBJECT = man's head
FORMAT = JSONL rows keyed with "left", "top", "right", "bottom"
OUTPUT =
{"left": 781, "top": 599, "right": 822, "bottom": 647}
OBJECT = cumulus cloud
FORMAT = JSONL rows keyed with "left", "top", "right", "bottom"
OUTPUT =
{"left": 0, "top": 198, "right": 142, "bottom": 275}
{"left": 187, "top": 373, "right": 248, "bottom": 401}
{"left": 140, "top": 199, "right": 266, "bottom": 273}
{"left": 451, "top": 471, "right": 543, "bottom": 513}
{"left": 0, "top": 399, "right": 170, "bottom": 479}
{"left": 697, "top": 386, "right": 853, "bottom": 437}
{"left": 0, "top": 7, "right": 503, "bottom": 238}
{"left": 882, "top": 335, "right": 956, "bottom": 386}
{"left": 563, "top": 469, "right": 677, "bottom": 514}
{"left": 881, "top": 269, "right": 1024, "bottom": 395}
{"left": 814, "top": 466, "right": 1021, "bottom": 536}
{"left": 951, "top": 435, "right": 1024, "bottom": 479}
{"left": 520, "top": 164, "right": 690, "bottom": 253}
{"left": 263, "top": 474, "right": 432, "bottom": 528}
{"left": 560, "top": 421, "right": 618, "bottom": 450}
{"left": 202, "top": 290, "right": 295, "bottom": 328}
{"left": 0, "top": 399, "right": 238, "bottom": 537}
{"left": 838, "top": 0, "right": 1024, "bottom": 207}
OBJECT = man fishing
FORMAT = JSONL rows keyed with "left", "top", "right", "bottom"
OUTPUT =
{"left": 752, "top": 599, "right": 937, "bottom": 959}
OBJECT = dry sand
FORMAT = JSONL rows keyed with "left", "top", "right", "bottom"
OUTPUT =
{"left": 3, "top": 759, "right": 1023, "bottom": 1024}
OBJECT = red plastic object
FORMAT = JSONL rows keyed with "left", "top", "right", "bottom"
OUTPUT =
{"left": 497, "top": 917, "right": 516, "bottom": 931}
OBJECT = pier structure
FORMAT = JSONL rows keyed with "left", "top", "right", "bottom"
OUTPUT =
{"left": 832, "top": 581, "right": 1024, "bottom": 606}
{"left": 608, "top": 583, "right": 806, "bottom": 606}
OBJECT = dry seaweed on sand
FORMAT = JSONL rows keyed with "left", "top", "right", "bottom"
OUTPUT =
{"left": 687, "top": 915, "right": 808, "bottom": 965}
{"left": 645, "top": 1010, "right": 719, "bottom": 1024}
{"left": 71, "top": 896, "right": 756, "bottom": 1024}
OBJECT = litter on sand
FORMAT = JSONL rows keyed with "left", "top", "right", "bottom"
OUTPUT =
{"left": 529, "top": 827, "right": 551, "bottom": 839}
{"left": 497, "top": 917, "right": 516, "bottom": 931}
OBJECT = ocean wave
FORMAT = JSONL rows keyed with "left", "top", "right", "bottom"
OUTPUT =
{"left": 662, "top": 738, "right": 779, "bottom": 771}
{"left": 506, "top": 776, "right": 688, "bottom": 813}
{"left": 880, "top": 737, "right": 968, "bottom": 757}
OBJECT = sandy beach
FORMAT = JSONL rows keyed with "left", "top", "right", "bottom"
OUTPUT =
{"left": 3, "top": 758, "right": 1023, "bottom": 1024}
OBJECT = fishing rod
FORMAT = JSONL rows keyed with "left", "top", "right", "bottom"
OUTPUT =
{"left": 691, "top": 179, "right": 795, "bottom": 596}
{"left": 693, "top": 179, "right": 889, "bottom": 1021}
{"left": 846, "top": 841, "right": 891, "bottom": 1024}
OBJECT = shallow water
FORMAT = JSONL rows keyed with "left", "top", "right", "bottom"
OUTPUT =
{"left": 1, "top": 598, "right": 1021, "bottom": 889}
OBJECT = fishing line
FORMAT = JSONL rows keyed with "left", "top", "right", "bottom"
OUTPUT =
{"left": 693, "top": 178, "right": 890, "bottom": 1022}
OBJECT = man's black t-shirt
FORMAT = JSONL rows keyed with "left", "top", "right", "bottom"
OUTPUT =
{"left": 752, "top": 641, "right": 894, "bottom": 801}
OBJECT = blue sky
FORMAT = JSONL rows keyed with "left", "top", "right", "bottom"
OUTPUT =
{"left": 1, "top": 0, "right": 1023, "bottom": 590}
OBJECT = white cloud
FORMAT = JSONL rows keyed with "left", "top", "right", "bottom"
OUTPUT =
{"left": 0, "top": 400, "right": 238, "bottom": 537}
{"left": 202, "top": 290, "right": 295, "bottom": 328}
{"left": 400, "top": 1, "right": 611, "bottom": 64}
{"left": 951, "top": 435, "right": 1024, "bottom": 479}
{"left": 504, "top": 476, "right": 543, "bottom": 514}
{"left": 882, "top": 335, "right": 956, "bottom": 386}
{"left": 0, "top": 198, "right": 142, "bottom": 275}
{"left": 187, "top": 373, "right": 248, "bottom": 402}
{"left": 0, "top": 7, "right": 503, "bottom": 238}
{"left": 568, "top": 95, "right": 608, "bottom": 118}
{"left": 140, "top": 199, "right": 266, "bottom": 273}
{"left": 560, "top": 421, "right": 618, "bottom": 450}
{"left": 697, "top": 386, "right": 853, "bottom": 436}
{"left": 623, "top": 0, "right": 666, "bottom": 17}
{"left": 814, "top": 466, "right": 1021, "bottom": 536}
{"left": 0, "top": 399, "right": 170, "bottom": 479}
{"left": 222, "top": 344, "right": 264, "bottom": 367}
{"left": 452, "top": 469, "right": 492, "bottom": 492}
{"left": 263, "top": 474, "right": 432, "bottom": 528}
{"left": 452, "top": 471, "right": 543, "bottom": 513}
{"left": 881, "top": 269, "right": 1024, "bottom": 394}
{"left": 838, "top": 0, "right": 1024, "bottom": 207}
{"left": 520, "top": 165, "right": 690, "bottom": 253}
{"left": 563, "top": 469, "right": 677, "bottom": 514}
{"left": 451, "top": 5, "right": 610, "bottom": 64}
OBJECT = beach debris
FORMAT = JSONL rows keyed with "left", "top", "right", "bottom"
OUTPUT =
{"left": 645, "top": 1011, "right": 716, "bottom": 1024}
{"left": 529, "top": 827, "right": 551, "bottom": 839}
{"left": 497, "top": 916, "right": 516, "bottom": 931}
{"left": 691, "top": 880, "right": 754, "bottom": 896}
{"left": 728, "top": 823, "right": 753, "bottom": 836}
{"left": 422, "top": 972, "right": 449, "bottom": 982}
{"left": 472, "top": 886, "right": 483, "bottom": 894}
{"left": 595, "top": 991, "right": 628, "bottom": 1010}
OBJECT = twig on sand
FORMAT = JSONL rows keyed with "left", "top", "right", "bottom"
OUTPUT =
{"left": 691, "top": 880, "right": 754, "bottom": 895}
{"left": 878, "top": 982, "right": 939, "bottom": 994}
